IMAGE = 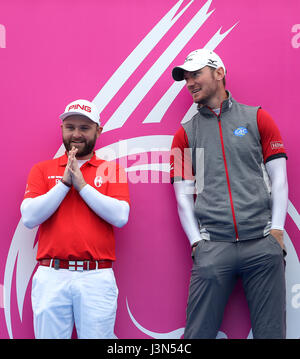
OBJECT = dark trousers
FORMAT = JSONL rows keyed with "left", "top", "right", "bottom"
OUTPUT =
{"left": 184, "top": 235, "right": 286, "bottom": 339}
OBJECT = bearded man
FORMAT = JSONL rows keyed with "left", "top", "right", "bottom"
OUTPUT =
{"left": 21, "top": 99, "right": 130, "bottom": 339}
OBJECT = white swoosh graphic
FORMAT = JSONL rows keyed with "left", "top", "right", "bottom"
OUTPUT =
{"left": 6, "top": 1, "right": 296, "bottom": 341}
{"left": 143, "top": 23, "right": 239, "bottom": 124}
{"left": 126, "top": 298, "right": 185, "bottom": 339}
{"left": 93, "top": 0, "right": 194, "bottom": 113}
{"left": 103, "top": 0, "right": 215, "bottom": 132}
{"left": 95, "top": 135, "right": 173, "bottom": 160}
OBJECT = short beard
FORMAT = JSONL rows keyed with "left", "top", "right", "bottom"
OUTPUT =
{"left": 195, "top": 69, "right": 220, "bottom": 107}
{"left": 194, "top": 84, "right": 218, "bottom": 107}
{"left": 63, "top": 135, "right": 97, "bottom": 158}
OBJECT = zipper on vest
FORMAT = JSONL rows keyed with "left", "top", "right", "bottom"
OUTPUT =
{"left": 217, "top": 115, "right": 239, "bottom": 241}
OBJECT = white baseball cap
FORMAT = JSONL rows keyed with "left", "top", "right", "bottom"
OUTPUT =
{"left": 59, "top": 99, "right": 101, "bottom": 126}
{"left": 172, "top": 48, "right": 226, "bottom": 81}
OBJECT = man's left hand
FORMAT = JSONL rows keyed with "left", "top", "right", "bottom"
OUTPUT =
{"left": 68, "top": 147, "right": 87, "bottom": 192}
{"left": 270, "top": 229, "right": 284, "bottom": 250}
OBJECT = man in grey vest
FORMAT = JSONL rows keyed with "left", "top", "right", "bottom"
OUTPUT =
{"left": 170, "top": 49, "right": 288, "bottom": 339}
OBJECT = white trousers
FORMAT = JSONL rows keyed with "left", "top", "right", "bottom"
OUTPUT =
{"left": 31, "top": 265, "right": 118, "bottom": 339}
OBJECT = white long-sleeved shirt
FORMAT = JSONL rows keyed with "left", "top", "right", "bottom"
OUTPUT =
{"left": 21, "top": 182, "right": 129, "bottom": 229}
{"left": 173, "top": 157, "right": 288, "bottom": 246}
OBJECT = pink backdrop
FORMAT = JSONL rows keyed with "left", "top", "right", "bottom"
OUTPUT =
{"left": 0, "top": 0, "right": 299, "bottom": 339}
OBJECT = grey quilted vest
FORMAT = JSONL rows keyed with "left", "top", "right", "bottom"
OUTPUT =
{"left": 182, "top": 92, "right": 272, "bottom": 241}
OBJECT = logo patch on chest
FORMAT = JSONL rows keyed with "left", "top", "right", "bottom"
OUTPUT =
{"left": 94, "top": 176, "right": 103, "bottom": 188}
{"left": 48, "top": 175, "right": 63, "bottom": 185}
{"left": 234, "top": 127, "right": 248, "bottom": 136}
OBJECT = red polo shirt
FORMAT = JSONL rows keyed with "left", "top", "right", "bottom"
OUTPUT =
{"left": 24, "top": 152, "right": 130, "bottom": 261}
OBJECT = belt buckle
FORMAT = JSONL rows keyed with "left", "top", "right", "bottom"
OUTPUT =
{"left": 69, "top": 261, "right": 84, "bottom": 271}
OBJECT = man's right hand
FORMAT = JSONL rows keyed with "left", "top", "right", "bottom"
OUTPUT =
{"left": 62, "top": 147, "right": 78, "bottom": 185}
{"left": 192, "top": 240, "right": 202, "bottom": 256}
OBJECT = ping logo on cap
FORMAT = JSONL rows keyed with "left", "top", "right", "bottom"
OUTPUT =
{"left": 68, "top": 104, "right": 91, "bottom": 113}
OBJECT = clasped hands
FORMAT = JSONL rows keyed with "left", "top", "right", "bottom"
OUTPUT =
{"left": 62, "top": 147, "right": 87, "bottom": 192}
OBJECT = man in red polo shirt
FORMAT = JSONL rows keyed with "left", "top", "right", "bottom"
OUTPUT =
{"left": 21, "top": 99, "right": 130, "bottom": 339}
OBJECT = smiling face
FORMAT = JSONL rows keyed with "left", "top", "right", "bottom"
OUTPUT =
{"left": 184, "top": 66, "right": 226, "bottom": 109}
{"left": 61, "top": 115, "right": 102, "bottom": 159}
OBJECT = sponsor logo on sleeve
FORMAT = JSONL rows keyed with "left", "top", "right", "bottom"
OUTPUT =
{"left": 270, "top": 141, "right": 284, "bottom": 150}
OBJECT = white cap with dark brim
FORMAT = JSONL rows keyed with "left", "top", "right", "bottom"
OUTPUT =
{"left": 172, "top": 48, "right": 226, "bottom": 81}
{"left": 59, "top": 99, "right": 101, "bottom": 126}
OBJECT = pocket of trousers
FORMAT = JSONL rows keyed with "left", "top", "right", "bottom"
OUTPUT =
{"left": 192, "top": 239, "right": 205, "bottom": 264}
{"left": 267, "top": 234, "right": 287, "bottom": 258}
